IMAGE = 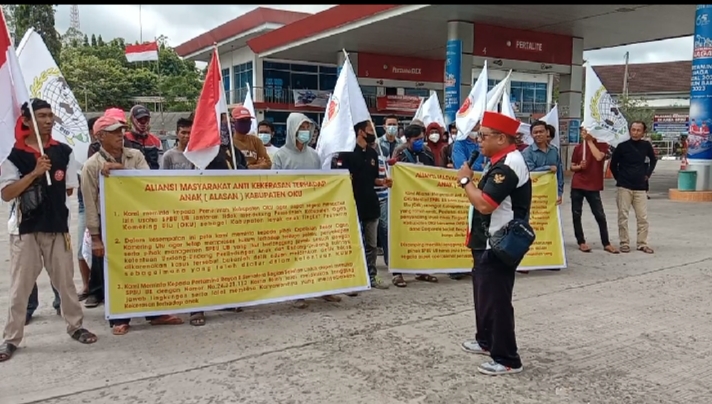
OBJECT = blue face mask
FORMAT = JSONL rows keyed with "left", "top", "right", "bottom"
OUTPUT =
{"left": 296, "top": 130, "right": 311, "bottom": 144}
{"left": 386, "top": 125, "right": 398, "bottom": 136}
{"left": 412, "top": 139, "right": 424, "bottom": 152}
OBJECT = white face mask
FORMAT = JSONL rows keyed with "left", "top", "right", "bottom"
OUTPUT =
{"left": 428, "top": 133, "right": 440, "bottom": 143}
{"left": 385, "top": 125, "right": 398, "bottom": 136}
{"left": 469, "top": 132, "right": 479, "bottom": 140}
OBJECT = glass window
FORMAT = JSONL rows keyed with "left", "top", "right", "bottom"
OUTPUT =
{"left": 291, "top": 72, "right": 318, "bottom": 90}
{"left": 232, "top": 62, "right": 253, "bottom": 102}
{"left": 319, "top": 73, "right": 337, "bottom": 91}
{"left": 404, "top": 88, "right": 429, "bottom": 97}
{"left": 385, "top": 87, "right": 398, "bottom": 95}
{"left": 263, "top": 61, "right": 290, "bottom": 71}
{"left": 290, "top": 63, "right": 319, "bottom": 73}
{"left": 320, "top": 65, "right": 337, "bottom": 75}
{"left": 264, "top": 69, "right": 291, "bottom": 103}
{"left": 361, "top": 85, "right": 378, "bottom": 108}
{"left": 222, "top": 68, "right": 230, "bottom": 95}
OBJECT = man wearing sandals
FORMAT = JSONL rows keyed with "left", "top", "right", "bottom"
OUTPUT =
{"left": 610, "top": 121, "right": 657, "bottom": 254}
{"left": 0, "top": 99, "right": 98, "bottom": 362}
{"left": 570, "top": 128, "right": 619, "bottom": 254}
{"left": 390, "top": 124, "right": 439, "bottom": 287}
{"left": 82, "top": 115, "right": 184, "bottom": 335}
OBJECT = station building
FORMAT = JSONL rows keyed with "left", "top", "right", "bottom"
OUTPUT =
{"left": 176, "top": 5, "right": 695, "bottom": 148}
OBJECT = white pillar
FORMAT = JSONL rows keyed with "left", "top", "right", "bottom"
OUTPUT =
{"left": 445, "top": 21, "right": 474, "bottom": 125}
{"left": 558, "top": 37, "right": 584, "bottom": 171}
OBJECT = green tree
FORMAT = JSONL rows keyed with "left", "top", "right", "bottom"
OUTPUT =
{"left": 96, "top": 34, "right": 104, "bottom": 47}
{"left": 618, "top": 95, "right": 655, "bottom": 132}
{"left": 14, "top": 4, "right": 61, "bottom": 62}
{"left": 1, "top": 4, "right": 16, "bottom": 35}
{"left": 82, "top": 33, "right": 89, "bottom": 46}
{"left": 90, "top": 33, "right": 97, "bottom": 47}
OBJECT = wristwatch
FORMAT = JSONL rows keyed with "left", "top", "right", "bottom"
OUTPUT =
{"left": 459, "top": 177, "right": 471, "bottom": 188}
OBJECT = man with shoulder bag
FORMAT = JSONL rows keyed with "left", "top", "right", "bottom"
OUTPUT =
{"left": 456, "top": 111, "right": 534, "bottom": 376}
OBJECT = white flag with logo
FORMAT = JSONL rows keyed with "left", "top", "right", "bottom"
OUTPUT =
{"left": 455, "top": 61, "right": 488, "bottom": 140}
{"left": 316, "top": 52, "right": 371, "bottom": 170}
{"left": 243, "top": 82, "right": 258, "bottom": 135}
{"left": 485, "top": 70, "right": 512, "bottom": 112}
{"left": 413, "top": 90, "right": 446, "bottom": 129}
{"left": 583, "top": 63, "right": 629, "bottom": 146}
{"left": 16, "top": 28, "right": 90, "bottom": 164}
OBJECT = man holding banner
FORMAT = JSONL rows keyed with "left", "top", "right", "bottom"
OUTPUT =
{"left": 456, "top": 111, "right": 529, "bottom": 376}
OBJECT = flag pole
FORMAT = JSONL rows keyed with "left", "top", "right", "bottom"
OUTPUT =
{"left": 139, "top": 5, "right": 143, "bottom": 43}
{"left": 155, "top": 36, "right": 164, "bottom": 131}
{"left": 214, "top": 43, "right": 238, "bottom": 169}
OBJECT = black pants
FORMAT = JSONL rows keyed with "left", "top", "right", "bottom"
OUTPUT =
{"left": 571, "top": 189, "right": 610, "bottom": 246}
{"left": 471, "top": 249, "right": 521, "bottom": 369}
{"left": 88, "top": 254, "right": 105, "bottom": 301}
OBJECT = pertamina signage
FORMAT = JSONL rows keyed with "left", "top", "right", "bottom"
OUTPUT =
{"left": 473, "top": 24, "right": 573, "bottom": 65}
{"left": 357, "top": 52, "right": 444, "bottom": 82}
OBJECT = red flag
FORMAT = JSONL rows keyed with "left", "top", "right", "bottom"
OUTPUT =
{"left": 0, "top": 8, "right": 30, "bottom": 164}
{"left": 125, "top": 41, "right": 159, "bottom": 62}
{"left": 184, "top": 48, "right": 224, "bottom": 169}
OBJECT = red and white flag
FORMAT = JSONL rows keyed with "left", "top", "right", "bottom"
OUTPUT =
{"left": 184, "top": 48, "right": 225, "bottom": 170}
{"left": 125, "top": 41, "right": 159, "bottom": 63}
{"left": 0, "top": 9, "right": 30, "bottom": 164}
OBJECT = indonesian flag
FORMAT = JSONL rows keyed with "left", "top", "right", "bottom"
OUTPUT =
{"left": 125, "top": 41, "right": 159, "bottom": 63}
{"left": 184, "top": 48, "right": 224, "bottom": 170}
{"left": 0, "top": 9, "right": 30, "bottom": 164}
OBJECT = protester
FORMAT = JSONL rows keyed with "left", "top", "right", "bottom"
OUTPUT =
{"left": 442, "top": 123, "right": 457, "bottom": 168}
{"left": 231, "top": 106, "right": 271, "bottom": 169}
{"left": 425, "top": 122, "right": 448, "bottom": 167}
{"left": 257, "top": 120, "right": 280, "bottom": 158}
{"left": 125, "top": 105, "right": 162, "bottom": 169}
{"left": 610, "top": 121, "right": 657, "bottom": 254}
{"left": 377, "top": 115, "right": 403, "bottom": 158}
{"left": 272, "top": 113, "right": 342, "bottom": 307}
{"left": 75, "top": 116, "right": 98, "bottom": 301}
{"left": 522, "top": 120, "right": 564, "bottom": 205}
{"left": 333, "top": 121, "right": 390, "bottom": 290}
{"left": 570, "top": 128, "right": 619, "bottom": 254}
{"left": 391, "top": 124, "right": 438, "bottom": 286}
{"left": 82, "top": 115, "right": 184, "bottom": 334}
{"left": 457, "top": 111, "right": 530, "bottom": 376}
{"left": 373, "top": 140, "right": 391, "bottom": 277}
{"left": 220, "top": 112, "right": 231, "bottom": 146}
{"left": 0, "top": 99, "right": 97, "bottom": 362}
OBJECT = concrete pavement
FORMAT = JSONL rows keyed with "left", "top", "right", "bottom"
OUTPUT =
{"left": 0, "top": 160, "right": 710, "bottom": 404}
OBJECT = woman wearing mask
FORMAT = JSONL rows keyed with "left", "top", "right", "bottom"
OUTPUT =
{"left": 257, "top": 120, "right": 280, "bottom": 158}
{"left": 425, "top": 122, "right": 448, "bottom": 167}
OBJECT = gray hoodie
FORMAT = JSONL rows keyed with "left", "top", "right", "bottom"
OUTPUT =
{"left": 271, "top": 113, "right": 321, "bottom": 169}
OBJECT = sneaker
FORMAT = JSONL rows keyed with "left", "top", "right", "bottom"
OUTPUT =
{"left": 477, "top": 361, "right": 523, "bottom": 376}
{"left": 461, "top": 340, "right": 489, "bottom": 355}
{"left": 370, "top": 276, "right": 390, "bottom": 290}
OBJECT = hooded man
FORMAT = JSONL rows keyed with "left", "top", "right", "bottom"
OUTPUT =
{"left": 271, "top": 113, "right": 321, "bottom": 170}
{"left": 425, "top": 122, "right": 448, "bottom": 167}
{"left": 125, "top": 105, "right": 162, "bottom": 170}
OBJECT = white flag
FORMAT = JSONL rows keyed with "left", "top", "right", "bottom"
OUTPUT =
{"left": 16, "top": 28, "right": 90, "bottom": 164}
{"left": 316, "top": 52, "right": 371, "bottom": 170}
{"left": 413, "top": 90, "right": 446, "bottom": 129}
{"left": 583, "top": 63, "right": 629, "bottom": 146}
{"left": 243, "top": 82, "right": 258, "bottom": 135}
{"left": 455, "top": 61, "right": 489, "bottom": 140}
{"left": 516, "top": 104, "right": 560, "bottom": 146}
{"left": 485, "top": 70, "right": 512, "bottom": 112}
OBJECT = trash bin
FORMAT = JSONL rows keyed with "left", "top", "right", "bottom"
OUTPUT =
{"left": 678, "top": 170, "right": 698, "bottom": 191}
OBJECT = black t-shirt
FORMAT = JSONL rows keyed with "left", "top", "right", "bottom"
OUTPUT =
{"left": 467, "top": 150, "right": 532, "bottom": 251}
{"left": 334, "top": 145, "right": 380, "bottom": 221}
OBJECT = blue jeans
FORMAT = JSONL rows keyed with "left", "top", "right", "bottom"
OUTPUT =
{"left": 377, "top": 199, "right": 389, "bottom": 266}
{"left": 27, "top": 283, "right": 61, "bottom": 317}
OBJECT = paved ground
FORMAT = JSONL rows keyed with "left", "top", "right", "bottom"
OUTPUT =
{"left": 1, "top": 160, "right": 711, "bottom": 404}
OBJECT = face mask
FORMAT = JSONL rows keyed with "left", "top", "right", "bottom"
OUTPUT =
{"left": 428, "top": 133, "right": 440, "bottom": 143}
{"left": 258, "top": 132, "right": 271, "bottom": 145}
{"left": 386, "top": 125, "right": 397, "bottom": 136}
{"left": 234, "top": 120, "right": 252, "bottom": 134}
{"left": 365, "top": 133, "right": 376, "bottom": 144}
{"left": 469, "top": 132, "right": 479, "bottom": 140}
{"left": 296, "top": 130, "right": 311, "bottom": 144}
{"left": 412, "top": 139, "right": 424, "bottom": 152}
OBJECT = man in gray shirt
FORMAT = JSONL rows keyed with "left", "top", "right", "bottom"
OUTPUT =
{"left": 160, "top": 118, "right": 195, "bottom": 170}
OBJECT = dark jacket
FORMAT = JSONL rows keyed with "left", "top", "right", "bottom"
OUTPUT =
{"left": 610, "top": 139, "right": 657, "bottom": 191}
{"left": 332, "top": 145, "right": 380, "bottom": 221}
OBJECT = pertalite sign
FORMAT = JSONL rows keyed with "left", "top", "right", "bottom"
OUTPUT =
{"left": 653, "top": 114, "right": 690, "bottom": 133}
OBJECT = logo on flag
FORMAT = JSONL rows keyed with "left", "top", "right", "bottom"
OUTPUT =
{"left": 457, "top": 97, "right": 472, "bottom": 117}
{"left": 323, "top": 97, "right": 340, "bottom": 128}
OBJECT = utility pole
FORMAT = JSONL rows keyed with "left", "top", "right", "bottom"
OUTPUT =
{"left": 139, "top": 5, "right": 143, "bottom": 43}
{"left": 622, "top": 51, "right": 630, "bottom": 99}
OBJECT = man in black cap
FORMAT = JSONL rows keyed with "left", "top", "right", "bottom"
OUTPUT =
{"left": 125, "top": 105, "right": 162, "bottom": 169}
{"left": 0, "top": 99, "right": 98, "bottom": 362}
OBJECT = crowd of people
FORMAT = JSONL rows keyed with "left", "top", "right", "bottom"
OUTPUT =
{"left": 0, "top": 99, "right": 658, "bottom": 375}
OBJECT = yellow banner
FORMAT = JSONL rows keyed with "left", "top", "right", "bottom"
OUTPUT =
{"left": 101, "top": 171, "right": 370, "bottom": 319}
{"left": 388, "top": 163, "right": 566, "bottom": 273}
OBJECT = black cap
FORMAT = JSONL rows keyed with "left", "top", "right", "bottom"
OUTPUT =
{"left": 131, "top": 105, "right": 150, "bottom": 119}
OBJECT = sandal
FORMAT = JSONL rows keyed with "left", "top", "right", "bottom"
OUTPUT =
{"left": 70, "top": 328, "right": 98, "bottom": 344}
{"left": 149, "top": 315, "right": 184, "bottom": 326}
{"left": 620, "top": 245, "right": 631, "bottom": 253}
{"left": 0, "top": 342, "right": 17, "bottom": 362}
{"left": 392, "top": 274, "right": 407, "bottom": 287}
{"left": 189, "top": 313, "right": 206, "bottom": 327}
{"left": 604, "top": 245, "right": 620, "bottom": 254}
{"left": 112, "top": 324, "right": 130, "bottom": 336}
{"left": 579, "top": 243, "right": 592, "bottom": 253}
{"left": 415, "top": 274, "right": 439, "bottom": 283}
{"left": 321, "top": 295, "right": 342, "bottom": 303}
{"left": 638, "top": 246, "right": 654, "bottom": 254}
{"left": 78, "top": 291, "right": 89, "bottom": 301}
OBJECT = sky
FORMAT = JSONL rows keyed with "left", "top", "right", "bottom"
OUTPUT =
{"left": 54, "top": 5, "right": 693, "bottom": 67}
